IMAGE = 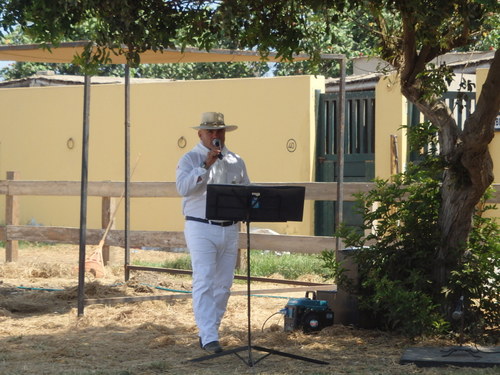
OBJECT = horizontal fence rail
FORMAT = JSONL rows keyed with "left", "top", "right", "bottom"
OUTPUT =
{"left": 2, "top": 180, "right": 498, "bottom": 201}
{"left": 1, "top": 177, "right": 499, "bottom": 263}
{"left": 0, "top": 179, "right": 376, "bottom": 263}
{"left": 0, "top": 180, "right": 375, "bottom": 200}
{"left": 0, "top": 225, "right": 335, "bottom": 254}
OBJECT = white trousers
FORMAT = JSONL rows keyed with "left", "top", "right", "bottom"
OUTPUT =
{"left": 184, "top": 220, "right": 239, "bottom": 346}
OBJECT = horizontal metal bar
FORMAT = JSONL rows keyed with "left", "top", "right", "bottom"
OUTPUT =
{"left": 126, "top": 265, "right": 328, "bottom": 286}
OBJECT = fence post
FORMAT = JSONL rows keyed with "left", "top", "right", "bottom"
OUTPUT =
{"left": 235, "top": 222, "right": 246, "bottom": 271}
{"left": 390, "top": 134, "right": 399, "bottom": 176}
{"left": 5, "top": 171, "right": 20, "bottom": 262}
{"left": 101, "top": 196, "right": 116, "bottom": 265}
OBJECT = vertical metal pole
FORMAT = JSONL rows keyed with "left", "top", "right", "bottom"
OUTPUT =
{"left": 77, "top": 74, "right": 91, "bottom": 316}
{"left": 124, "top": 64, "right": 131, "bottom": 281}
{"left": 246, "top": 220, "right": 254, "bottom": 365}
{"left": 5, "top": 171, "right": 20, "bottom": 262}
{"left": 336, "top": 57, "right": 346, "bottom": 251}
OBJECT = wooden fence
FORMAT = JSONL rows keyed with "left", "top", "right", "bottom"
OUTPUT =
{"left": 0, "top": 172, "right": 376, "bottom": 263}
{"left": 1, "top": 172, "right": 499, "bottom": 263}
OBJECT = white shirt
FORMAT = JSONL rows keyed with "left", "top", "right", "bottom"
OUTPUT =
{"left": 176, "top": 142, "right": 250, "bottom": 218}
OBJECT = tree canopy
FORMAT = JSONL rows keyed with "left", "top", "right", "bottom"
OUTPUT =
{"left": 0, "top": 2, "right": 380, "bottom": 79}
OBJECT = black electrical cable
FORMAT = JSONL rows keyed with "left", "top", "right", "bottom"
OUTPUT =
{"left": 471, "top": 343, "right": 500, "bottom": 354}
{"left": 261, "top": 311, "right": 284, "bottom": 332}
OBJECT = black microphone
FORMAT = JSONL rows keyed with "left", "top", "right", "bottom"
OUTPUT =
{"left": 212, "top": 138, "right": 224, "bottom": 159}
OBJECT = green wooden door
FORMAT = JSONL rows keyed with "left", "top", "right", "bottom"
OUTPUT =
{"left": 315, "top": 91, "right": 375, "bottom": 236}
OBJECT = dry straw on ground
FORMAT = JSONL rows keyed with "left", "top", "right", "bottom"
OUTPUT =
{"left": 0, "top": 245, "right": 497, "bottom": 375}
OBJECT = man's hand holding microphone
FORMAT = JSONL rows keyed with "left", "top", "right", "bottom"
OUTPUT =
{"left": 201, "top": 138, "right": 224, "bottom": 169}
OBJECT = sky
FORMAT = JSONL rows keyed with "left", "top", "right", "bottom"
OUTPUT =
{"left": 0, "top": 24, "right": 14, "bottom": 72}
{"left": 0, "top": 61, "right": 13, "bottom": 81}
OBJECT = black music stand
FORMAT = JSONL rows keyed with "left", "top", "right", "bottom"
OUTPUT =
{"left": 189, "top": 184, "right": 328, "bottom": 367}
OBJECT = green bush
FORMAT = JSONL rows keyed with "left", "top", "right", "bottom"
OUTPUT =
{"left": 446, "top": 191, "right": 500, "bottom": 341}
{"left": 323, "top": 122, "right": 499, "bottom": 339}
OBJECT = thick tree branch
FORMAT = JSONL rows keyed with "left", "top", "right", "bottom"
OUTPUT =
{"left": 401, "top": 79, "right": 459, "bottom": 163}
{"left": 463, "top": 48, "right": 500, "bottom": 148}
{"left": 400, "top": 12, "right": 416, "bottom": 73}
{"left": 458, "top": 48, "right": 500, "bottom": 192}
{"left": 400, "top": 19, "right": 443, "bottom": 87}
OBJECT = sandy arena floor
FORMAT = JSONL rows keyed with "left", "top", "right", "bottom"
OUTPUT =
{"left": 0, "top": 244, "right": 498, "bottom": 375}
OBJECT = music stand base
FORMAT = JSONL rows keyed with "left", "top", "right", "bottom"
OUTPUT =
{"left": 441, "top": 346, "right": 482, "bottom": 358}
{"left": 189, "top": 345, "right": 328, "bottom": 366}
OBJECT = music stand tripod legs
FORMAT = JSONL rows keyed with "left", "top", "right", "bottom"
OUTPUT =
{"left": 189, "top": 219, "right": 328, "bottom": 367}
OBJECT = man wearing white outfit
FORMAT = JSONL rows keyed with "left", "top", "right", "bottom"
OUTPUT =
{"left": 176, "top": 112, "right": 250, "bottom": 354}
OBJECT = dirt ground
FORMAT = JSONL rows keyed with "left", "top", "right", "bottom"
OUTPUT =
{"left": 0, "top": 244, "right": 498, "bottom": 375}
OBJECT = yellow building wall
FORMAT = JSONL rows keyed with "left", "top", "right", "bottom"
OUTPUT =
{"left": 374, "top": 73, "right": 407, "bottom": 179}
{"left": 0, "top": 75, "right": 325, "bottom": 237}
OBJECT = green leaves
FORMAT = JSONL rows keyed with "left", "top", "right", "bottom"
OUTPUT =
{"left": 361, "top": 276, "right": 443, "bottom": 336}
{"left": 1, "top": 0, "right": 196, "bottom": 68}
{"left": 447, "top": 187, "right": 500, "bottom": 335}
{"left": 323, "top": 167, "right": 444, "bottom": 335}
{"left": 2, "top": 0, "right": 496, "bottom": 77}
{"left": 415, "top": 63, "right": 455, "bottom": 102}
{"left": 322, "top": 120, "right": 499, "bottom": 338}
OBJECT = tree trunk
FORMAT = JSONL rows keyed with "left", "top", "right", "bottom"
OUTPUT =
{"left": 437, "top": 155, "right": 491, "bottom": 285}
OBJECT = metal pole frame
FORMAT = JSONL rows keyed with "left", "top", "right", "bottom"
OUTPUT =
{"left": 77, "top": 74, "right": 91, "bottom": 316}
{"left": 76, "top": 54, "right": 347, "bottom": 314}
{"left": 124, "top": 64, "right": 131, "bottom": 281}
{"left": 320, "top": 54, "right": 346, "bottom": 251}
{"left": 77, "top": 64, "right": 132, "bottom": 315}
{"left": 336, "top": 57, "right": 346, "bottom": 251}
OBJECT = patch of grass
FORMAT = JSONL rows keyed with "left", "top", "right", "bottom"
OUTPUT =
{"left": 162, "top": 255, "right": 192, "bottom": 270}
{"left": 249, "top": 251, "right": 324, "bottom": 279}
{"left": 133, "top": 250, "right": 324, "bottom": 280}
{"left": 146, "top": 361, "right": 171, "bottom": 371}
{"left": 0, "top": 240, "right": 60, "bottom": 248}
{"left": 133, "top": 256, "right": 192, "bottom": 270}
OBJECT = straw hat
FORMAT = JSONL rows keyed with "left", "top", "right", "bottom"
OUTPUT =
{"left": 192, "top": 112, "right": 238, "bottom": 132}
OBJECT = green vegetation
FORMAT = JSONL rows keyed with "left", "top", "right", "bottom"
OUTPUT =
{"left": 322, "top": 122, "right": 499, "bottom": 339}
{"left": 244, "top": 251, "right": 325, "bottom": 280}
{"left": 133, "top": 250, "right": 326, "bottom": 281}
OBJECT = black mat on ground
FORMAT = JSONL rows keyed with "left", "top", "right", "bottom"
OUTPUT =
{"left": 400, "top": 346, "right": 500, "bottom": 368}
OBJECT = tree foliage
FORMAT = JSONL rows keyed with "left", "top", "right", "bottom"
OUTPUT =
{"left": 327, "top": 123, "right": 499, "bottom": 338}
{"left": 0, "top": 11, "right": 271, "bottom": 80}
{"left": 273, "top": 8, "right": 380, "bottom": 77}
{"left": 0, "top": 1, "right": 381, "bottom": 79}
{"left": 0, "top": 57, "right": 271, "bottom": 81}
